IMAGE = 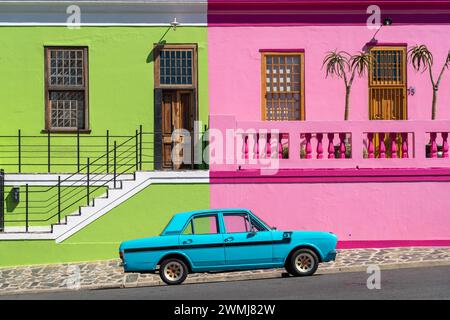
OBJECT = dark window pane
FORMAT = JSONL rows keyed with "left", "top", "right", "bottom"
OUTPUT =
{"left": 49, "top": 48, "right": 84, "bottom": 87}
{"left": 49, "top": 91, "right": 85, "bottom": 129}
{"left": 159, "top": 48, "right": 194, "bottom": 85}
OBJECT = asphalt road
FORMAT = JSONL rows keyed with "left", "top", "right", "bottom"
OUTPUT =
{"left": 2, "top": 266, "right": 450, "bottom": 300}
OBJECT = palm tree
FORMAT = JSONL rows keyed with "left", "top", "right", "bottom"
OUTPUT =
{"left": 323, "top": 50, "right": 371, "bottom": 120}
{"left": 408, "top": 45, "right": 450, "bottom": 120}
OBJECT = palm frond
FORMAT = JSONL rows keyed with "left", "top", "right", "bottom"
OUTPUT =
{"left": 408, "top": 45, "right": 433, "bottom": 72}
{"left": 322, "top": 50, "right": 350, "bottom": 78}
{"left": 446, "top": 51, "right": 450, "bottom": 68}
{"left": 350, "top": 52, "right": 371, "bottom": 76}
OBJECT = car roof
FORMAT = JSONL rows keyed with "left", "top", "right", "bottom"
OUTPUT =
{"left": 161, "top": 208, "right": 251, "bottom": 235}
{"left": 175, "top": 208, "right": 250, "bottom": 217}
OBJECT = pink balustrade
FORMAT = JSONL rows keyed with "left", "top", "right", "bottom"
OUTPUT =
{"left": 427, "top": 131, "right": 450, "bottom": 158}
{"left": 300, "top": 132, "right": 351, "bottom": 159}
{"left": 209, "top": 115, "right": 450, "bottom": 170}
{"left": 363, "top": 132, "right": 413, "bottom": 159}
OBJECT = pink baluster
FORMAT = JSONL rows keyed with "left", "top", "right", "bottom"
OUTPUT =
{"left": 339, "top": 133, "right": 346, "bottom": 159}
{"left": 266, "top": 133, "right": 271, "bottom": 158}
{"left": 244, "top": 135, "right": 249, "bottom": 160}
{"left": 327, "top": 133, "right": 335, "bottom": 159}
{"left": 255, "top": 133, "right": 260, "bottom": 159}
{"left": 390, "top": 132, "right": 398, "bottom": 158}
{"left": 367, "top": 133, "right": 375, "bottom": 159}
{"left": 278, "top": 134, "right": 283, "bottom": 159}
{"left": 316, "top": 133, "right": 324, "bottom": 159}
{"left": 305, "top": 133, "right": 312, "bottom": 159}
{"left": 379, "top": 132, "right": 386, "bottom": 158}
{"left": 430, "top": 132, "right": 438, "bottom": 158}
{"left": 442, "top": 132, "right": 449, "bottom": 158}
{"left": 401, "top": 132, "right": 408, "bottom": 159}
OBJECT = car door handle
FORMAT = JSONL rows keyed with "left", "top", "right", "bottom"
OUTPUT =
{"left": 224, "top": 237, "right": 234, "bottom": 242}
{"left": 182, "top": 239, "right": 193, "bottom": 245}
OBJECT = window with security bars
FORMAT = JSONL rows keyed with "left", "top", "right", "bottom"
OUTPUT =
{"left": 370, "top": 48, "right": 405, "bottom": 85}
{"left": 262, "top": 53, "right": 305, "bottom": 121}
{"left": 45, "top": 47, "right": 89, "bottom": 131}
{"left": 159, "top": 48, "right": 194, "bottom": 85}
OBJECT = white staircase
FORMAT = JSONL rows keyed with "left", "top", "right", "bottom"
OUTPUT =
{"left": 0, "top": 171, "right": 209, "bottom": 241}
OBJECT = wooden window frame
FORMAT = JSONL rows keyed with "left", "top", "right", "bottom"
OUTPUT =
{"left": 368, "top": 45, "right": 408, "bottom": 120}
{"left": 153, "top": 44, "right": 198, "bottom": 90}
{"left": 44, "top": 46, "right": 90, "bottom": 133}
{"left": 261, "top": 51, "right": 305, "bottom": 121}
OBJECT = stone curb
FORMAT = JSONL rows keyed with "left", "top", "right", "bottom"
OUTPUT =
{"left": 1, "top": 259, "right": 449, "bottom": 297}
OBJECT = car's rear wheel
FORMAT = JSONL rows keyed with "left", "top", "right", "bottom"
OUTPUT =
{"left": 159, "top": 258, "right": 188, "bottom": 285}
{"left": 286, "top": 248, "right": 319, "bottom": 277}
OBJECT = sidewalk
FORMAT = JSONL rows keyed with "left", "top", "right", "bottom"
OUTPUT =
{"left": 1, "top": 247, "right": 450, "bottom": 296}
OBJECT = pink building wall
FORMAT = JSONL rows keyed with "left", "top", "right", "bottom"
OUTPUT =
{"left": 210, "top": 182, "right": 450, "bottom": 247}
{"left": 208, "top": 25, "right": 450, "bottom": 121}
{"left": 208, "top": 25, "right": 450, "bottom": 247}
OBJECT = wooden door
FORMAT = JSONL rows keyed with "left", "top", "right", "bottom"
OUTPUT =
{"left": 368, "top": 46, "right": 407, "bottom": 157}
{"left": 161, "top": 91, "right": 194, "bottom": 169}
{"left": 369, "top": 46, "right": 407, "bottom": 120}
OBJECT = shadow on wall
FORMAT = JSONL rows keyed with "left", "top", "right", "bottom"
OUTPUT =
{"left": 6, "top": 189, "right": 19, "bottom": 212}
{"left": 146, "top": 26, "right": 171, "bottom": 64}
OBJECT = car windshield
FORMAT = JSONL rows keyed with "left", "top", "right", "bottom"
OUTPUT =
{"left": 249, "top": 212, "right": 271, "bottom": 231}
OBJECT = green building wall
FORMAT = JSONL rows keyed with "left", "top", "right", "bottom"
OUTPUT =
{"left": 0, "top": 26, "right": 210, "bottom": 267}
{"left": 0, "top": 26, "right": 208, "bottom": 172}
{"left": 0, "top": 183, "right": 210, "bottom": 267}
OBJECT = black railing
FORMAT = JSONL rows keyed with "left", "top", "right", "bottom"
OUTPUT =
{"left": 0, "top": 127, "right": 152, "bottom": 232}
{"left": 0, "top": 126, "right": 210, "bottom": 232}
{"left": 0, "top": 126, "right": 153, "bottom": 173}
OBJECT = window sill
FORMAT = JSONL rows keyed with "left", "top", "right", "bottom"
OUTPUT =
{"left": 41, "top": 129, "right": 92, "bottom": 134}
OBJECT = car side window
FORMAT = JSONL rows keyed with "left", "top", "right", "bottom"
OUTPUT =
{"left": 223, "top": 213, "right": 253, "bottom": 233}
{"left": 182, "top": 215, "right": 219, "bottom": 235}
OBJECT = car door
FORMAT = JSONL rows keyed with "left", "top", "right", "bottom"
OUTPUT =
{"left": 222, "top": 212, "right": 274, "bottom": 267}
{"left": 178, "top": 214, "right": 226, "bottom": 269}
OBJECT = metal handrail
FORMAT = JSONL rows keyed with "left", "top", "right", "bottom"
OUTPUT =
{"left": 0, "top": 125, "right": 210, "bottom": 232}
{"left": 1, "top": 126, "right": 149, "bottom": 231}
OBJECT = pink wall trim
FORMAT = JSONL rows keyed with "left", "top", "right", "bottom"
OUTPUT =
{"left": 210, "top": 168, "right": 450, "bottom": 184}
{"left": 208, "top": 0, "right": 450, "bottom": 26}
{"left": 366, "top": 42, "right": 408, "bottom": 47}
{"left": 259, "top": 49, "right": 305, "bottom": 52}
{"left": 337, "top": 240, "right": 450, "bottom": 249}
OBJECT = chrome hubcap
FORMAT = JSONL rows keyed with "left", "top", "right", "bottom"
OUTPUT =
{"left": 295, "top": 253, "right": 314, "bottom": 273}
{"left": 163, "top": 262, "right": 183, "bottom": 281}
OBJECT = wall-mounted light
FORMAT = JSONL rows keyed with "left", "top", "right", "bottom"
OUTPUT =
{"left": 370, "top": 17, "right": 393, "bottom": 43}
{"left": 11, "top": 186, "right": 20, "bottom": 203}
{"left": 383, "top": 17, "right": 393, "bottom": 26}
{"left": 170, "top": 18, "right": 180, "bottom": 31}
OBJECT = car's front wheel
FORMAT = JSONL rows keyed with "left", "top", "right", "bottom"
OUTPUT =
{"left": 159, "top": 258, "right": 188, "bottom": 285}
{"left": 286, "top": 248, "right": 319, "bottom": 277}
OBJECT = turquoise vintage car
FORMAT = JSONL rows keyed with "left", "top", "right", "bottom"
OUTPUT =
{"left": 119, "top": 209, "right": 337, "bottom": 285}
